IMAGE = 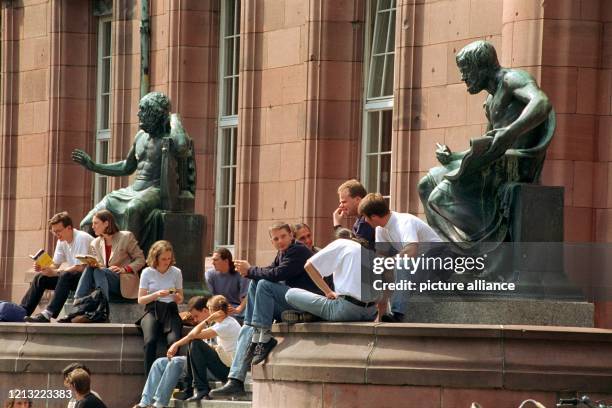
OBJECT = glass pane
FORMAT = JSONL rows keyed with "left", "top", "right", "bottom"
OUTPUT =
{"left": 102, "top": 58, "right": 111, "bottom": 93}
{"left": 223, "top": 78, "right": 233, "bottom": 116}
{"left": 221, "top": 128, "right": 233, "bottom": 166}
{"left": 224, "top": 38, "right": 234, "bottom": 75}
{"left": 219, "top": 167, "right": 231, "bottom": 206}
{"left": 368, "top": 55, "right": 384, "bottom": 99}
{"left": 103, "top": 21, "right": 111, "bottom": 57}
{"left": 232, "top": 77, "right": 238, "bottom": 115}
{"left": 367, "top": 112, "right": 380, "bottom": 153}
{"left": 383, "top": 53, "right": 394, "bottom": 96}
{"left": 366, "top": 155, "right": 379, "bottom": 193}
{"left": 98, "top": 140, "right": 109, "bottom": 163}
{"left": 227, "top": 205, "right": 235, "bottom": 245}
{"left": 225, "top": 0, "right": 236, "bottom": 37}
{"left": 216, "top": 208, "right": 229, "bottom": 245}
{"left": 373, "top": 10, "right": 389, "bottom": 55}
{"left": 379, "top": 0, "right": 392, "bottom": 10}
{"left": 234, "top": 0, "right": 241, "bottom": 36}
{"left": 380, "top": 153, "right": 391, "bottom": 196}
{"left": 101, "top": 95, "right": 110, "bottom": 129}
{"left": 234, "top": 36, "right": 240, "bottom": 76}
{"left": 387, "top": 9, "right": 396, "bottom": 53}
{"left": 381, "top": 109, "right": 392, "bottom": 151}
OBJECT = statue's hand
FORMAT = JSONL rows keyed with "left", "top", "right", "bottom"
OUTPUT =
{"left": 435, "top": 143, "right": 452, "bottom": 165}
{"left": 71, "top": 149, "right": 94, "bottom": 170}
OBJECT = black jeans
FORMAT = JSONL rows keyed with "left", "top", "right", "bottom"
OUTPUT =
{"left": 19, "top": 271, "right": 82, "bottom": 318}
{"left": 140, "top": 309, "right": 182, "bottom": 376}
{"left": 186, "top": 341, "right": 229, "bottom": 394}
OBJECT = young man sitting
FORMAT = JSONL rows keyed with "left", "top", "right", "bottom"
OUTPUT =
{"left": 285, "top": 228, "right": 378, "bottom": 323}
{"left": 22, "top": 212, "right": 93, "bottom": 323}
{"left": 132, "top": 296, "right": 211, "bottom": 408}
{"left": 210, "top": 222, "right": 322, "bottom": 399}
{"left": 358, "top": 193, "right": 442, "bottom": 322}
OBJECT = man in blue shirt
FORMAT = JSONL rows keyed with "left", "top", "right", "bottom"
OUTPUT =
{"left": 210, "top": 222, "right": 320, "bottom": 399}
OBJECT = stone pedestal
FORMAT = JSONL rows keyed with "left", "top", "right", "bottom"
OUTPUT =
{"left": 403, "top": 296, "right": 593, "bottom": 326}
{"left": 159, "top": 212, "right": 205, "bottom": 283}
{"left": 250, "top": 323, "right": 612, "bottom": 408}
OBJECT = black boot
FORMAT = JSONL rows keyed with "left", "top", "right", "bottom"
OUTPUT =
{"left": 251, "top": 338, "right": 278, "bottom": 365}
{"left": 209, "top": 378, "right": 246, "bottom": 399}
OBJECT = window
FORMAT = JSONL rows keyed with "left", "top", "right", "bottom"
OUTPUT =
{"left": 94, "top": 17, "right": 112, "bottom": 204}
{"left": 362, "top": 0, "right": 396, "bottom": 201}
{"left": 215, "top": 0, "right": 240, "bottom": 249}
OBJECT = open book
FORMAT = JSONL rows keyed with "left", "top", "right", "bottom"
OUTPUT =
{"left": 75, "top": 254, "right": 101, "bottom": 268}
{"left": 30, "top": 249, "right": 53, "bottom": 268}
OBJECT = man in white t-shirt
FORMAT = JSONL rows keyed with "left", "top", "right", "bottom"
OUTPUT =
{"left": 285, "top": 230, "right": 378, "bottom": 322}
{"left": 21, "top": 212, "right": 93, "bottom": 323}
{"left": 358, "top": 193, "right": 442, "bottom": 322}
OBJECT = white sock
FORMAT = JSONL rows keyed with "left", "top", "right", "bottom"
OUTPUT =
{"left": 42, "top": 310, "right": 52, "bottom": 319}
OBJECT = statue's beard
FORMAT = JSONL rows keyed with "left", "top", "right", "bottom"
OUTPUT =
{"left": 140, "top": 117, "right": 166, "bottom": 134}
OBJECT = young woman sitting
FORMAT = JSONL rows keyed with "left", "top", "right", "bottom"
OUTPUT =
{"left": 137, "top": 240, "right": 184, "bottom": 376}
{"left": 166, "top": 295, "right": 240, "bottom": 402}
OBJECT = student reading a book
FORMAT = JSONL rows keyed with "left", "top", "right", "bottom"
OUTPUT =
{"left": 136, "top": 240, "right": 184, "bottom": 375}
{"left": 21, "top": 212, "right": 94, "bottom": 323}
{"left": 73, "top": 210, "right": 145, "bottom": 311}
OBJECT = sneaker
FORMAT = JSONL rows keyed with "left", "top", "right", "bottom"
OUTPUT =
{"left": 209, "top": 378, "right": 245, "bottom": 399}
{"left": 281, "top": 309, "right": 319, "bottom": 324}
{"left": 24, "top": 313, "right": 50, "bottom": 323}
{"left": 251, "top": 338, "right": 278, "bottom": 365}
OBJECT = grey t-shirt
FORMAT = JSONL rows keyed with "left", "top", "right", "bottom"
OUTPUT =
{"left": 204, "top": 268, "right": 248, "bottom": 306}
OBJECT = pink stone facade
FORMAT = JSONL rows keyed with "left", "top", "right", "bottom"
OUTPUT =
{"left": 1, "top": 0, "right": 611, "bottom": 325}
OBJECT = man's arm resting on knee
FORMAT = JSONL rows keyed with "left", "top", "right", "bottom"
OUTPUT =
{"left": 304, "top": 262, "right": 335, "bottom": 299}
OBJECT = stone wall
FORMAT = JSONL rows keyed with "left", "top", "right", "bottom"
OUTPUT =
{"left": 252, "top": 322, "right": 612, "bottom": 408}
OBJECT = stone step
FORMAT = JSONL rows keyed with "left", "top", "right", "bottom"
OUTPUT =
{"left": 171, "top": 399, "right": 252, "bottom": 408}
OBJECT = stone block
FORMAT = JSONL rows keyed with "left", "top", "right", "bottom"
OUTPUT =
{"left": 159, "top": 212, "right": 204, "bottom": 283}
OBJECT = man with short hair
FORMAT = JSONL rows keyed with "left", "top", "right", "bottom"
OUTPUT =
{"left": 65, "top": 368, "right": 107, "bottom": 408}
{"left": 359, "top": 193, "right": 442, "bottom": 322}
{"left": 21, "top": 212, "right": 93, "bottom": 323}
{"left": 62, "top": 363, "right": 103, "bottom": 408}
{"left": 210, "top": 222, "right": 321, "bottom": 399}
{"left": 333, "top": 179, "right": 375, "bottom": 248}
{"left": 132, "top": 296, "right": 211, "bottom": 408}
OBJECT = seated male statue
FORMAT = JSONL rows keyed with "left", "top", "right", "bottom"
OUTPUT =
{"left": 72, "top": 91, "right": 192, "bottom": 246}
{"left": 419, "top": 40, "right": 554, "bottom": 252}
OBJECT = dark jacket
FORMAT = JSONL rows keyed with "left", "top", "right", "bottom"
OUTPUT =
{"left": 247, "top": 240, "right": 322, "bottom": 295}
{"left": 353, "top": 216, "right": 375, "bottom": 249}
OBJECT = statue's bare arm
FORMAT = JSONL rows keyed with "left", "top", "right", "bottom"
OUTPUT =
{"left": 487, "top": 72, "right": 551, "bottom": 158}
{"left": 72, "top": 139, "right": 139, "bottom": 177}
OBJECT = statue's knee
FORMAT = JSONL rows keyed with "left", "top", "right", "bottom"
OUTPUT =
{"left": 418, "top": 175, "right": 433, "bottom": 202}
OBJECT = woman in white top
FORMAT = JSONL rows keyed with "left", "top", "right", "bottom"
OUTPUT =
{"left": 285, "top": 228, "right": 378, "bottom": 322}
{"left": 137, "top": 240, "right": 184, "bottom": 376}
{"left": 167, "top": 295, "right": 241, "bottom": 402}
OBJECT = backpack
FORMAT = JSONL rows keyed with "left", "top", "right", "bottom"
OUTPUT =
{"left": 0, "top": 301, "right": 26, "bottom": 322}
{"left": 65, "top": 288, "right": 110, "bottom": 323}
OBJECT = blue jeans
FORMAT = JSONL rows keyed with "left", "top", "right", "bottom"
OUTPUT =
{"left": 140, "top": 356, "right": 186, "bottom": 407}
{"left": 228, "top": 324, "right": 253, "bottom": 382}
{"left": 75, "top": 267, "right": 121, "bottom": 300}
{"left": 285, "top": 288, "right": 377, "bottom": 322}
{"left": 390, "top": 266, "right": 410, "bottom": 316}
{"left": 244, "top": 279, "right": 292, "bottom": 329}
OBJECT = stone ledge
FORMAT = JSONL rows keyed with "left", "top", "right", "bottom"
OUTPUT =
{"left": 256, "top": 323, "right": 612, "bottom": 393}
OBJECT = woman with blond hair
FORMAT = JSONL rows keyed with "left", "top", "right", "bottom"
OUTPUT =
{"left": 137, "top": 240, "right": 184, "bottom": 375}
{"left": 166, "top": 295, "right": 240, "bottom": 402}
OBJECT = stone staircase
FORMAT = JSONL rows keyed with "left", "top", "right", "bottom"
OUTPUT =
{"left": 169, "top": 375, "right": 253, "bottom": 408}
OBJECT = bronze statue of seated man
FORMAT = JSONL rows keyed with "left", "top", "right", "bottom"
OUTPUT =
{"left": 72, "top": 91, "right": 193, "bottom": 246}
{"left": 418, "top": 41, "right": 554, "bottom": 252}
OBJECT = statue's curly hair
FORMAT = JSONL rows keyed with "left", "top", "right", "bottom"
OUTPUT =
{"left": 139, "top": 91, "right": 171, "bottom": 114}
{"left": 456, "top": 41, "right": 500, "bottom": 72}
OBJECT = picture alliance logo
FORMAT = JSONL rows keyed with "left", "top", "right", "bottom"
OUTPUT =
{"left": 371, "top": 253, "right": 488, "bottom": 275}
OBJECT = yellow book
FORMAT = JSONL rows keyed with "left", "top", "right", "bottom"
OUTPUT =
{"left": 30, "top": 249, "right": 54, "bottom": 268}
